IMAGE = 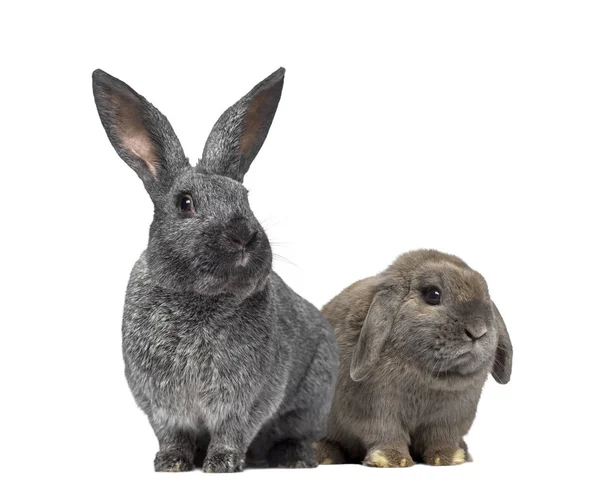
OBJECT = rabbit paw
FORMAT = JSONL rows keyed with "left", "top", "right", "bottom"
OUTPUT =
{"left": 203, "top": 449, "right": 245, "bottom": 473}
{"left": 279, "top": 459, "right": 319, "bottom": 469}
{"left": 315, "top": 440, "right": 346, "bottom": 465}
{"left": 267, "top": 440, "right": 318, "bottom": 468}
{"left": 424, "top": 447, "right": 466, "bottom": 466}
{"left": 154, "top": 450, "right": 194, "bottom": 472}
{"left": 363, "top": 448, "right": 415, "bottom": 468}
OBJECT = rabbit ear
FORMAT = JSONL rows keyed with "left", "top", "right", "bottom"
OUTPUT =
{"left": 198, "top": 68, "right": 285, "bottom": 182}
{"left": 491, "top": 302, "right": 513, "bottom": 384}
{"left": 92, "top": 69, "right": 188, "bottom": 196}
{"left": 350, "top": 289, "right": 397, "bottom": 382}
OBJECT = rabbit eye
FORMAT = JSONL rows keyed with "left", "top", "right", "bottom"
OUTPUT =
{"left": 423, "top": 287, "right": 442, "bottom": 305}
{"left": 178, "top": 194, "right": 194, "bottom": 214}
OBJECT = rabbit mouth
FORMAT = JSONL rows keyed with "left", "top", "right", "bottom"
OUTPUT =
{"left": 429, "top": 351, "right": 474, "bottom": 375}
{"left": 235, "top": 250, "right": 251, "bottom": 267}
{"left": 222, "top": 253, "right": 270, "bottom": 292}
{"left": 453, "top": 350, "right": 477, "bottom": 369}
{"left": 227, "top": 248, "right": 266, "bottom": 272}
{"left": 446, "top": 345, "right": 490, "bottom": 375}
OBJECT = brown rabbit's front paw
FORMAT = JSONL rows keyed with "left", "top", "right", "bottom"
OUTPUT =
{"left": 363, "top": 448, "right": 415, "bottom": 468}
{"left": 315, "top": 440, "right": 346, "bottom": 465}
{"left": 459, "top": 439, "right": 474, "bottom": 462}
{"left": 424, "top": 447, "right": 466, "bottom": 466}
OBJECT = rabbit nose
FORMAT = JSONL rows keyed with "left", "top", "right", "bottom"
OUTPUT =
{"left": 465, "top": 325, "right": 487, "bottom": 341}
{"left": 229, "top": 230, "right": 258, "bottom": 249}
{"left": 226, "top": 219, "right": 259, "bottom": 250}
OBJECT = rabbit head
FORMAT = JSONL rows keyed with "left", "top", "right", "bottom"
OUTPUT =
{"left": 92, "top": 68, "right": 286, "bottom": 297}
{"left": 350, "top": 249, "right": 512, "bottom": 385}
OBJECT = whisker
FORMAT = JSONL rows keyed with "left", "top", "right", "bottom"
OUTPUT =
{"left": 258, "top": 218, "right": 283, "bottom": 232}
{"left": 269, "top": 242, "right": 291, "bottom": 248}
{"left": 272, "top": 253, "right": 300, "bottom": 269}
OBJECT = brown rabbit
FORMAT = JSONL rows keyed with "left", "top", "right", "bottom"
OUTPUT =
{"left": 316, "top": 249, "right": 512, "bottom": 467}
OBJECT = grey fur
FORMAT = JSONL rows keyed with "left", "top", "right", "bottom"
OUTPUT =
{"left": 92, "top": 68, "right": 338, "bottom": 473}
{"left": 200, "top": 68, "right": 285, "bottom": 183}
{"left": 317, "top": 249, "right": 512, "bottom": 467}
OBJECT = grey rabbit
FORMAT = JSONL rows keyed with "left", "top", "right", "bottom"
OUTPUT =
{"left": 92, "top": 67, "right": 338, "bottom": 473}
{"left": 316, "top": 249, "right": 512, "bottom": 467}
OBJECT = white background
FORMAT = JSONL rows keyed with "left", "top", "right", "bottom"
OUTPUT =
{"left": 1, "top": 1, "right": 599, "bottom": 488}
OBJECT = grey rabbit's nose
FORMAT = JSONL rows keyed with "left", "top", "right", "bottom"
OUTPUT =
{"left": 465, "top": 325, "right": 487, "bottom": 341}
{"left": 227, "top": 220, "right": 259, "bottom": 250}
{"left": 230, "top": 230, "right": 258, "bottom": 249}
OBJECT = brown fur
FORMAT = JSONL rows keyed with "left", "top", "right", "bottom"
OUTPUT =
{"left": 317, "top": 249, "right": 512, "bottom": 467}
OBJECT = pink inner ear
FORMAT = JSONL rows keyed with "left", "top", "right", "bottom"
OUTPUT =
{"left": 240, "top": 91, "right": 268, "bottom": 156}
{"left": 122, "top": 131, "right": 158, "bottom": 178}
{"left": 113, "top": 94, "right": 159, "bottom": 178}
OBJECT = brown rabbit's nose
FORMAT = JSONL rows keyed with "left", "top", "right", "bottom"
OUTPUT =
{"left": 465, "top": 325, "right": 487, "bottom": 341}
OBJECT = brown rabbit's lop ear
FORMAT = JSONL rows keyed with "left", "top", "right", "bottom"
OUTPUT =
{"left": 491, "top": 302, "right": 513, "bottom": 384}
{"left": 350, "top": 288, "right": 398, "bottom": 382}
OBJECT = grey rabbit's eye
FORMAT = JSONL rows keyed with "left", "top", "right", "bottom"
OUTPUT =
{"left": 423, "top": 287, "right": 442, "bottom": 305}
{"left": 178, "top": 194, "right": 195, "bottom": 214}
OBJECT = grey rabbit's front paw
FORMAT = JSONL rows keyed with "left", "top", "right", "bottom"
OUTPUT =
{"left": 202, "top": 449, "right": 245, "bottom": 473}
{"left": 267, "top": 439, "right": 318, "bottom": 468}
{"left": 154, "top": 450, "right": 194, "bottom": 472}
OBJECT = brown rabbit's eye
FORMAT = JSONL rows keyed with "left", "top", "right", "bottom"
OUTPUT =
{"left": 178, "top": 194, "right": 194, "bottom": 214}
{"left": 423, "top": 287, "right": 442, "bottom": 305}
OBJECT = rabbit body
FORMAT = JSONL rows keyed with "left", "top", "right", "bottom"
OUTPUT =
{"left": 92, "top": 68, "right": 338, "bottom": 472}
{"left": 317, "top": 250, "right": 512, "bottom": 467}
{"left": 124, "top": 253, "right": 336, "bottom": 472}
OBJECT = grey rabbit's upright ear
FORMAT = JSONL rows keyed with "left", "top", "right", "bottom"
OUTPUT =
{"left": 350, "top": 289, "right": 398, "bottom": 382}
{"left": 491, "top": 302, "right": 513, "bottom": 384}
{"left": 92, "top": 69, "right": 189, "bottom": 196}
{"left": 198, "top": 68, "right": 285, "bottom": 183}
